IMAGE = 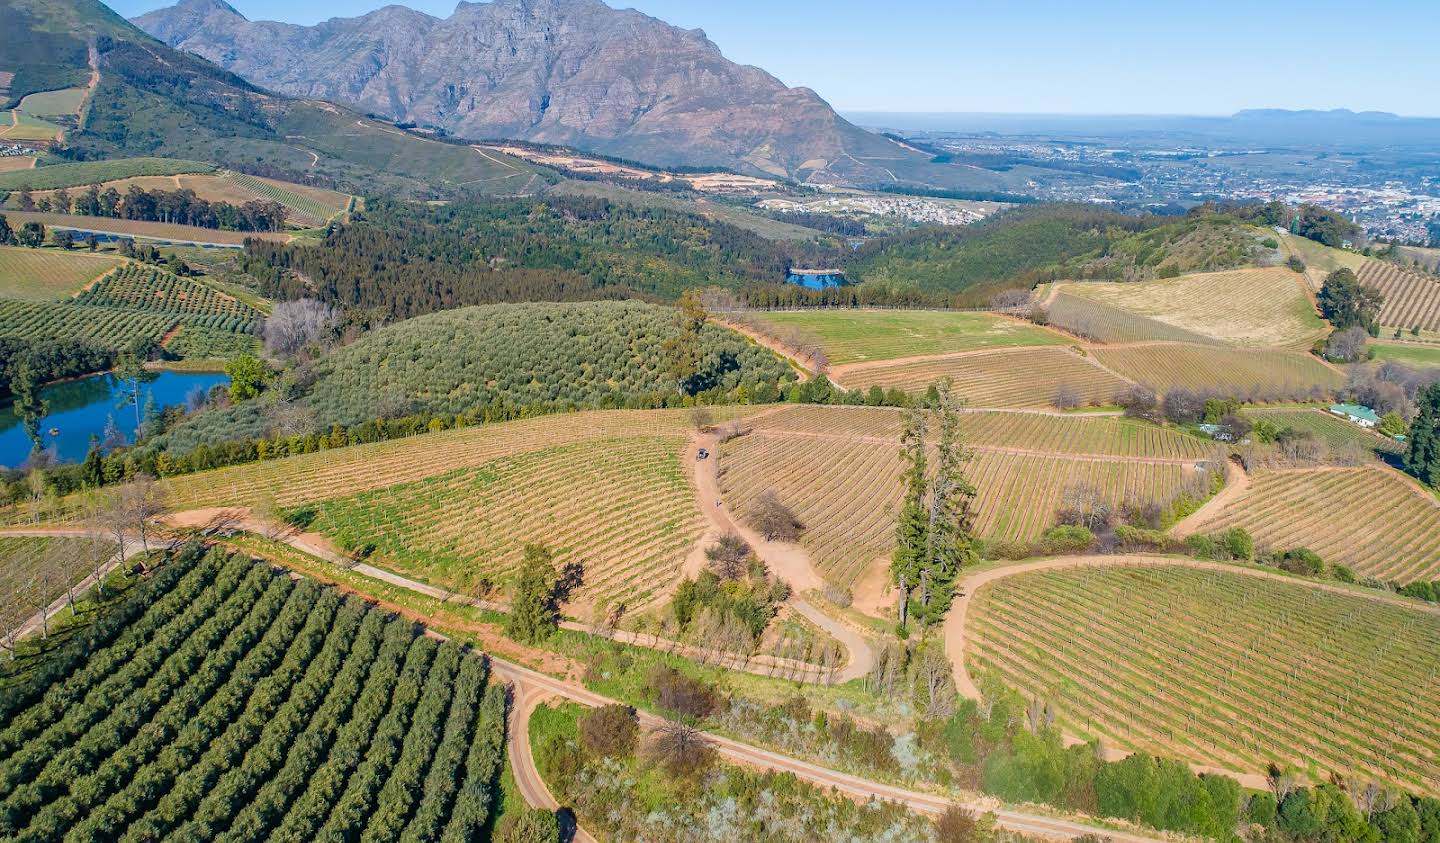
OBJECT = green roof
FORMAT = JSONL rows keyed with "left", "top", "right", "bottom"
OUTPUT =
{"left": 1330, "top": 404, "right": 1380, "bottom": 424}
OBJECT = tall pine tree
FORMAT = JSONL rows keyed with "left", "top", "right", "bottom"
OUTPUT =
{"left": 1405, "top": 384, "right": 1440, "bottom": 487}
{"left": 890, "top": 380, "right": 978, "bottom": 631}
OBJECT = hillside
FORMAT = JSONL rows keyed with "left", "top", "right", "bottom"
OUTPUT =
{"left": 1, "top": 0, "right": 540, "bottom": 198}
{"left": 132, "top": 0, "right": 1004, "bottom": 189}
{"left": 844, "top": 206, "right": 1266, "bottom": 305}
{"left": 156, "top": 300, "right": 794, "bottom": 453}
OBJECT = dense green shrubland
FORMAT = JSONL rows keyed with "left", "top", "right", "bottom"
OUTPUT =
{"left": 242, "top": 195, "right": 832, "bottom": 317}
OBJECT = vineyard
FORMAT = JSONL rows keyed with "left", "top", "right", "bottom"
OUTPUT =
{"left": 0, "top": 158, "right": 215, "bottom": 192}
{"left": 966, "top": 565, "right": 1440, "bottom": 795}
{"left": 1052, "top": 267, "right": 1325, "bottom": 348}
{"left": 298, "top": 435, "right": 699, "bottom": 611}
{"left": 158, "top": 408, "right": 705, "bottom": 511}
{"left": 1045, "top": 292, "right": 1217, "bottom": 346}
{"left": 747, "top": 404, "right": 1218, "bottom": 460}
{"left": 0, "top": 299, "right": 175, "bottom": 348}
{"left": 831, "top": 346, "right": 1130, "bottom": 408}
{"left": 719, "top": 406, "right": 1209, "bottom": 585}
{"left": 1244, "top": 408, "right": 1404, "bottom": 455}
{"left": 0, "top": 546, "right": 508, "bottom": 841}
{"left": 220, "top": 172, "right": 352, "bottom": 227}
{"left": 1184, "top": 467, "right": 1440, "bottom": 583}
{"left": 750, "top": 309, "right": 1065, "bottom": 365}
{"left": 0, "top": 246, "right": 122, "bottom": 301}
{"left": 75, "top": 264, "right": 260, "bottom": 331}
{"left": 1356, "top": 260, "right": 1440, "bottom": 333}
{"left": 1091, "top": 343, "right": 1343, "bottom": 399}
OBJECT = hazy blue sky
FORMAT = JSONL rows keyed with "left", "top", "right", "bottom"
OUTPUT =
{"left": 114, "top": 0, "right": 1440, "bottom": 115}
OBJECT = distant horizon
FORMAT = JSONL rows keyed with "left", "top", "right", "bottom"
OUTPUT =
{"left": 114, "top": 0, "right": 1440, "bottom": 117}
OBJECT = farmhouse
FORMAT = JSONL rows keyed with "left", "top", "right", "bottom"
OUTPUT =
{"left": 1329, "top": 403, "right": 1379, "bottom": 428}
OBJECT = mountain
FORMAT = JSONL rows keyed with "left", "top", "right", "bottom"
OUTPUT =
{"left": 132, "top": 0, "right": 1002, "bottom": 187}
{"left": 1, "top": 0, "right": 539, "bottom": 197}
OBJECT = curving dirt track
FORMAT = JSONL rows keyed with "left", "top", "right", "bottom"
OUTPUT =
{"left": 508, "top": 684, "right": 599, "bottom": 843}
{"left": 0, "top": 527, "right": 153, "bottom": 643}
{"left": 689, "top": 429, "right": 875, "bottom": 683}
{"left": 1169, "top": 457, "right": 1250, "bottom": 537}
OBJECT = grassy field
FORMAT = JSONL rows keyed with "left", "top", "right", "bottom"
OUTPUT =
{"left": 0, "top": 245, "right": 122, "bottom": 300}
{"left": 1244, "top": 408, "right": 1404, "bottom": 455}
{"left": 1052, "top": 267, "right": 1325, "bottom": 348}
{"left": 752, "top": 309, "right": 1066, "bottom": 365}
{"left": 832, "top": 346, "right": 1130, "bottom": 408}
{"left": 0, "top": 158, "right": 214, "bottom": 191}
{"left": 967, "top": 565, "right": 1440, "bottom": 795}
{"left": 719, "top": 405, "right": 1214, "bottom": 586}
{"left": 1192, "top": 466, "right": 1440, "bottom": 583}
{"left": 0, "top": 211, "right": 288, "bottom": 245}
{"left": 1045, "top": 292, "right": 1219, "bottom": 346}
{"left": 0, "top": 299, "right": 176, "bottom": 348}
{"left": 0, "top": 547, "right": 509, "bottom": 841}
{"left": 0, "top": 156, "right": 35, "bottom": 173}
{"left": 76, "top": 264, "right": 260, "bottom": 330}
{"left": 1092, "top": 343, "right": 1344, "bottom": 399}
{"left": 17, "top": 87, "right": 86, "bottom": 117}
{"left": 298, "top": 436, "right": 699, "bottom": 612}
{"left": 1275, "top": 231, "right": 1366, "bottom": 289}
{"left": 0, "top": 110, "right": 63, "bottom": 141}
{"left": 1357, "top": 260, "right": 1440, "bottom": 333}
{"left": 1372, "top": 341, "right": 1440, "bottom": 367}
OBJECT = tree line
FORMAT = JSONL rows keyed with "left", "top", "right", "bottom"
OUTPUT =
{"left": 13, "top": 184, "right": 288, "bottom": 232}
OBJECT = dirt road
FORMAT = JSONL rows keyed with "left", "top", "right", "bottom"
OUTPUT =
{"left": 508, "top": 684, "right": 599, "bottom": 843}
{"left": 1170, "top": 458, "right": 1249, "bottom": 537}
{"left": 688, "top": 430, "right": 875, "bottom": 683}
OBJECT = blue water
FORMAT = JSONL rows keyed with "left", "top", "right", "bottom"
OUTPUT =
{"left": 786, "top": 272, "right": 847, "bottom": 290}
{"left": 0, "top": 371, "right": 229, "bottom": 468}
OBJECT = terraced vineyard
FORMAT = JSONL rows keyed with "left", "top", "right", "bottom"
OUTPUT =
{"left": 1245, "top": 408, "right": 1404, "bottom": 455}
{"left": 0, "top": 299, "right": 175, "bottom": 348}
{"left": 298, "top": 435, "right": 699, "bottom": 611}
{"left": 1051, "top": 267, "right": 1325, "bottom": 348}
{"left": 967, "top": 565, "right": 1440, "bottom": 795}
{"left": 1092, "top": 343, "right": 1343, "bottom": 399}
{"left": 75, "top": 264, "right": 260, "bottom": 331}
{"left": 0, "top": 546, "right": 508, "bottom": 841}
{"left": 1045, "top": 292, "right": 1218, "bottom": 345}
{"left": 832, "top": 346, "right": 1130, "bottom": 408}
{"left": 159, "top": 409, "right": 706, "bottom": 512}
{"left": 720, "top": 406, "right": 1212, "bottom": 586}
{"left": 220, "top": 172, "right": 352, "bottom": 227}
{"left": 1357, "top": 260, "right": 1440, "bottom": 333}
{"left": 751, "top": 309, "right": 1066, "bottom": 365}
{"left": 1187, "top": 467, "right": 1440, "bottom": 583}
{"left": 0, "top": 246, "right": 122, "bottom": 300}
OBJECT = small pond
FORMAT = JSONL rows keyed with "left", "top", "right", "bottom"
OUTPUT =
{"left": 0, "top": 370, "right": 229, "bottom": 469}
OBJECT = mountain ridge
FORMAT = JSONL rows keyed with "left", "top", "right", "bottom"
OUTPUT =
{"left": 131, "top": 0, "right": 994, "bottom": 187}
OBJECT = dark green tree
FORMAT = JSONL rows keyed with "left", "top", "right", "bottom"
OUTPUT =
{"left": 507, "top": 543, "right": 559, "bottom": 643}
{"left": 1405, "top": 384, "right": 1440, "bottom": 487}
{"left": 1318, "top": 268, "right": 1384, "bottom": 332}
{"left": 16, "top": 221, "right": 45, "bottom": 248}
{"left": 891, "top": 406, "right": 928, "bottom": 630}
{"left": 10, "top": 359, "right": 47, "bottom": 452}
{"left": 916, "top": 381, "right": 978, "bottom": 626}
{"left": 0, "top": 213, "right": 11, "bottom": 245}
